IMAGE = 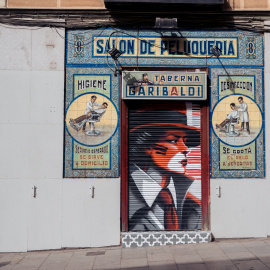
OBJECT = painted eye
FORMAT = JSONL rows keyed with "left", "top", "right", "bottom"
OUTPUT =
{"left": 170, "top": 139, "right": 178, "bottom": 144}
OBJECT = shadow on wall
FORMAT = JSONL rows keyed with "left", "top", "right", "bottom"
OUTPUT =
{"left": 105, "top": 3, "right": 235, "bottom": 31}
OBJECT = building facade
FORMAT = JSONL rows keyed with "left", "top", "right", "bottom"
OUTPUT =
{"left": 0, "top": 0, "right": 270, "bottom": 252}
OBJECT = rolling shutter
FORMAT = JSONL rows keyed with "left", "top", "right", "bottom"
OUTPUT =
{"left": 128, "top": 102, "right": 202, "bottom": 231}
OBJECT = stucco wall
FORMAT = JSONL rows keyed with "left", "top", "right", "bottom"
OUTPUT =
{"left": 0, "top": 25, "right": 120, "bottom": 252}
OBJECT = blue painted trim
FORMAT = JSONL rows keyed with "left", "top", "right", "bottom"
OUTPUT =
{"left": 118, "top": 75, "right": 121, "bottom": 177}
{"left": 261, "top": 65, "right": 266, "bottom": 177}
{"left": 66, "top": 64, "right": 264, "bottom": 68}
{"left": 208, "top": 67, "right": 213, "bottom": 178}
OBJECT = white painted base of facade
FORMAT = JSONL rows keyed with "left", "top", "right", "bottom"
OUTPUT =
{"left": 210, "top": 32, "right": 270, "bottom": 239}
{"left": 0, "top": 26, "right": 120, "bottom": 252}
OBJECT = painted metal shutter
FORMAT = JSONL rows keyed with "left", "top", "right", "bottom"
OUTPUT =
{"left": 128, "top": 102, "right": 201, "bottom": 231}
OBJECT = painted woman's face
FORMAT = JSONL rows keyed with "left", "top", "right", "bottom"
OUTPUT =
{"left": 147, "top": 129, "right": 190, "bottom": 174}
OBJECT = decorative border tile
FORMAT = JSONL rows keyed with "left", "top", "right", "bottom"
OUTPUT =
{"left": 122, "top": 231, "right": 211, "bottom": 248}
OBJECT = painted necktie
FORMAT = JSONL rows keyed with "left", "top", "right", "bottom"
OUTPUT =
{"left": 158, "top": 187, "right": 179, "bottom": 230}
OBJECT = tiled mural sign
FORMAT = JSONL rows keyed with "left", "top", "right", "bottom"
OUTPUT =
{"left": 64, "top": 70, "right": 120, "bottom": 177}
{"left": 65, "top": 29, "right": 264, "bottom": 178}
{"left": 211, "top": 68, "right": 264, "bottom": 177}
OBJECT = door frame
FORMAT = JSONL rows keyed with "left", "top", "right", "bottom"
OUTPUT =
{"left": 121, "top": 67, "right": 210, "bottom": 232}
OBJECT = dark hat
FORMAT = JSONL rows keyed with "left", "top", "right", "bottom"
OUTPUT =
{"left": 130, "top": 109, "right": 200, "bottom": 148}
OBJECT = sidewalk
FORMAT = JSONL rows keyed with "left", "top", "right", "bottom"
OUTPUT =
{"left": 1, "top": 238, "right": 270, "bottom": 270}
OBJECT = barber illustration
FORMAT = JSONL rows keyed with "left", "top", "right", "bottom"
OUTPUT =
{"left": 238, "top": 96, "right": 250, "bottom": 135}
{"left": 82, "top": 95, "right": 100, "bottom": 133}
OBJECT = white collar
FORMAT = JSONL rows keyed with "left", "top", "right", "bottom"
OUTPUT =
{"left": 131, "top": 165, "right": 177, "bottom": 209}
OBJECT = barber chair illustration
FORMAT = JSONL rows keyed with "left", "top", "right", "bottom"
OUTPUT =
{"left": 85, "top": 112, "right": 101, "bottom": 136}
{"left": 225, "top": 117, "right": 240, "bottom": 137}
{"left": 69, "top": 112, "right": 102, "bottom": 136}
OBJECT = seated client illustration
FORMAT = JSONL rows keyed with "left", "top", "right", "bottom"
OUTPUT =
{"left": 69, "top": 102, "right": 108, "bottom": 135}
{"left": 129, "top": 106, "right": 201, "bottom": 231}
{"left": 216, "top": 103, "right": 239, "bottom": 130}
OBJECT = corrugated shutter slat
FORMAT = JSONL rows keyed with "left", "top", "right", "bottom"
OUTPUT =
{"left": 128, "top": 102, "right": 202, "bottom": 231}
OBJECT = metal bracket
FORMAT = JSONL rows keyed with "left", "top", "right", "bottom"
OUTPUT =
{"left": 216, "top": 186, "right": 221, "bottom": 197}
{"left": 32, "top": 186, "right": 37, "bottom": 198}
{"left": 90, "top": 186, "right": 95, "bottom": 198}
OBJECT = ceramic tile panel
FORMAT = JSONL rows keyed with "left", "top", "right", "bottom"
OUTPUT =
{"left": 65, "top": 28, "right": 265, "bottom": 179}
{"left": 64, "top": 66, "right": 120, "bottom": 178}
{"left": 122, "top": 231, "right": 211, "bottom": 248}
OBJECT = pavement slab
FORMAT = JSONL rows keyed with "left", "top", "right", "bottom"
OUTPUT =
{"left": 149, "top": 260, "right": 177, "bottom": 270}
{"left": 65, "top": 253, "right": 96, "bottom": 270}
{"left": 121, "top": 267, "right": 149, "bottom": 270}
{"left": 263, "top": 239, "right": 270, "bottom": 246}
{"left": 246, "top": 246, "right": 270, "bottom": 256}
{"left": 94, "top": 255, "right": 121, "bottom": 265}
{"left": 121, "top": 258, "right": 148, "bottom": 268}
{"left": 205, "top": 260, "right": 239, "bottom": 270}
{"left": 0, "top": 238, "right": 270, "bottom": 270}
{"left": 147, "top": 251, "right": 174, "bottom": 262}
{"left": 122, "top": 247, "right": 147, "bottom": 259}
{"left": 240, "top": 240, "right": 268, "bottom": 248}
{"left": 234, "top": 259, "right": 270, "bottom": 270}
{"left": 177, "top": 262, "right": 209, "bottom": 270}
{"left": 0, "top": 254, "right": 26, "bottom": 270}
{"left": 38, "top": 251, "right": 73, "bottom": 270}
{"left": 171, "top": 246, "right": 198, "bottom": 256}
{"left": 174, "top": 254, "right": 203, "bottom": 264}
{"left": 196, "top": 249, "right": 226, "bottom": 259}
{"left": 193, "top": 242, "right": 218, "bottom": 250}
{"left": 0, "top": 261, "right": 14, "bottom": 270}
{"left": 225, "top": 251, "right": 257, "bottom": 261}
{"left": 217, "top": 243, "right": 248, "bottom": 253}
{"left": 146, "top": 246, "right": 173, "bottom": 254}
{"left": 93, "top": 263, "right": 121, "bottom": 270}
{"left": 105, "top": 249, "right": 122, "bottom": 257}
